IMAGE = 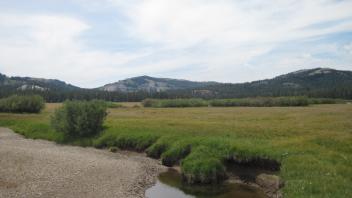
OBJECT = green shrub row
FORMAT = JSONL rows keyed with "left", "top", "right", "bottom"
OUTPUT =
{"left": 143, "top": 97, "right": 341, "bottom": 108}
{"left": 210, "top": 97, "right": 310, "bottom": 107}
{"left": 143, "top": 98, "right": 208, "bottom": 108}
{"left": 0, "top": 95, "right": 45, "bottom": 113}
{"left": 308, "top": 98, "right": 340, "bottom": 104}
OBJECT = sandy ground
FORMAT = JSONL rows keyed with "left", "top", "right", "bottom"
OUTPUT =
{"left": 0, "top": 128, "right": 166, "bottom": 198}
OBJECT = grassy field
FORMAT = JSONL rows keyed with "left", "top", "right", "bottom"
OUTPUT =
{"left": 0, "top": 103, "right": 351, "bottom": 197}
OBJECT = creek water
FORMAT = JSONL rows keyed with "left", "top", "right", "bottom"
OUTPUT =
{"left": 145, "top": 168, "right": 268, "bottom": 198}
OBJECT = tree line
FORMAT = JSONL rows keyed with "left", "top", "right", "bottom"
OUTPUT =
{"left": 0, "top": 84, "right": 351, "bottom": 102}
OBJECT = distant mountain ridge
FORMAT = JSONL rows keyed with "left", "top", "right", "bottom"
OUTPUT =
{"left": 99, "top": 75, "right": 218, "bottom": 92}
{"left": 1, "top": 67, "right": 351, "bottom": 100}
{"left": 191, "top": 68, "right": 352, "bottom": 98}
{"left": 0, "top": 73, "right": 79, "bottom": 92}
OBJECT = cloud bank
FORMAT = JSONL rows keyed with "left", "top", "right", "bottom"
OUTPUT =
{"left": 0, "top": 0, "right": 351, "bottom": 87}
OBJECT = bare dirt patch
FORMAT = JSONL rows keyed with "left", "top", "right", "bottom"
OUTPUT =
{"left": 0, "top": 128, "right": 166, "bottom": 198}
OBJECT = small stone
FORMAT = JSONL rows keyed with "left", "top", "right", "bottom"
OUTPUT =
{"left": 109, "top": 147, "right": 119, "bottom": 153}
{"left": 255, "top": 173, "right": 284, "bottom": 198}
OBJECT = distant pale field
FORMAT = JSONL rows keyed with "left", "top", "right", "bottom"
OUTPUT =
{"left": 0, "top": 103, "right": 351, "bottom": 197}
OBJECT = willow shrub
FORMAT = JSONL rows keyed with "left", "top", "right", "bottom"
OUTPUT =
{"left": 0, "top": 95, "right": 45, "bottom": 113}
{"left": 51, "top": 100, "right": 107, "bottom": 138}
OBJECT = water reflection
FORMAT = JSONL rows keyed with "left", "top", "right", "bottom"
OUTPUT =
{"left": 146, "top": 169, "right": 267, "bottom": 198}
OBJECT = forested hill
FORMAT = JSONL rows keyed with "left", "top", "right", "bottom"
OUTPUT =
{"left": 1, "top": 67, "right": 351, "bottom": 101}
{"left": 189, "top": 68, "right": 352, "bottom": 99}
{"left": 0, "top": 73, "right": 79, "bottom": 92}
{"left": 100, "top": 75, "right": 217, "bottom": 92}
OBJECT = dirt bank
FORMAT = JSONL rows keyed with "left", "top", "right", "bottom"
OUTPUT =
{"left": 0, "top": 128, "right": 166, "bottom": 198}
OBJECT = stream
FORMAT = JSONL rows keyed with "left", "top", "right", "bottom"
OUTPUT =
{"left": 145, "top": 168, "right": 268, "bottom": 198}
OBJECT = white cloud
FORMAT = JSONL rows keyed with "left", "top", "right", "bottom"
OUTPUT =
{"left": 108, "top": 0, "right": 352, "bottom": 82}
{"left": 0, "top": 0, "right": 352, "bottom": 87}
{"left": 0, "top": 14, "right": 150, "bottom": 87}
{"left": 344, "top": 43, "right": 352, "bottom": 54}
{"left": 116, "top": 0, "right": 352, "bottom": 47}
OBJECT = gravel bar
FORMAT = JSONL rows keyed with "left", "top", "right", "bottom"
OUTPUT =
{"left": 0, "top": 128, "right": 166, "bottom": 198}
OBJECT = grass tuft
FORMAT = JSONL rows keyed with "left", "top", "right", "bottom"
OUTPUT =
{"left": 161, "top": 141, "right": 192, "bottom": 166}
{"left": 181, "top": 146, "right": 227, "bottom": 184}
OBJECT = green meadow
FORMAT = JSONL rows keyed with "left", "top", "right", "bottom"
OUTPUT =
{"left": 0, "top": 103, "right": 351, "bottom": 197}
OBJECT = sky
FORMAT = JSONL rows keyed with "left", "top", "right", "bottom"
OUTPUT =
{"left": 0, "top": 0, "right": 352, "bottom": 88}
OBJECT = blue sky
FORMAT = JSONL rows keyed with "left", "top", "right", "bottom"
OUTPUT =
{"left": 0, "top": 0, "right": 351, "bottom": 88}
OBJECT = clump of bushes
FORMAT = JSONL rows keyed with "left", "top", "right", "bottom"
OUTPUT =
{"left": 142, "top": 98, "right": 208, "bottom": 108}
{"left": 210, "top": 97, "right": 310, "bottom": 107}
{"left": 0, "top": 95, "right": 45, "bottom": 113}
{"left": 308, "top": 98, "right": 340, "bottom": 104}
{"left": 143, "top": 97, "right": 315, "bottom": 108}
{"left": 143, "top": 97, "right": 340, "bottom": 108}
{"left": 51, "top": 100, "right": 107, "bottom": 139}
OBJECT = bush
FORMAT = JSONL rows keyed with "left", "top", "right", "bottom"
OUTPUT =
{"left": 0, "top": 95, "right": 45, "bottom": 113}
{"left": 51, "top": 100, "right": 107, "bottom": 138}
